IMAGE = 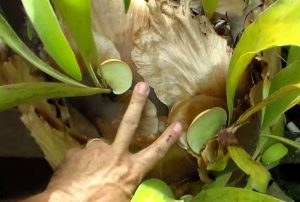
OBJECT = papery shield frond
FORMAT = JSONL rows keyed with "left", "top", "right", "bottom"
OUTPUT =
{"left": 132, "top": 0, "right": 231, "bottom": 108}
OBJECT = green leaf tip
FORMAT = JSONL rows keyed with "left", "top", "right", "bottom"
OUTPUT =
{"left": 124, "top": 0, "right": 132, "bottom": 13}
{"left": 262, "top": 143, "right": 288, "bottom": 165}
{"left": 228, "top": 146, "right": 271, "bottom": 193}
{"left": 22, "top": 0, "right": 82, "bottom": 81}
{"left": 202, "top": 0, "right": 218, "bottom": 19}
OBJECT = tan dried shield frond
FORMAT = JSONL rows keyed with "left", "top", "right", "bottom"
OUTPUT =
{"left": 132, "top": 0, "right": 232, "bottom": 108}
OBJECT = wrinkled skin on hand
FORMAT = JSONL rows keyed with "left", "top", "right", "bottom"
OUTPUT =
{"left": 24, "top": 82, "right": 182, "bottom": 202}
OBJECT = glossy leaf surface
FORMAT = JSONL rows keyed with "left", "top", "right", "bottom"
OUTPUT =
{"left": 0, "top": 82, "right": 110, "bottom": 111}
{"left": 98, "top": 59, "right": 132, "bottom": 94}
{"left": 204, "top": 172, "right": 232, "bottom": 190}
{"left": 261, "top": 143, "right": 288, "bottom": 165}
{"left": 187, "top": 107, "right": 227, "bottom": 154}
{"left": 22, "top": 0, "right": 82, "bottom": 80}
{"left": 192, "top": 187, "right": 284, "bottom": 202}
{"left": 203, "top": 0, "right": 218, "bottom": 18}
{"left": 263, "top": 61, "right": 300, "bottom": 129}
{"left": 287, "top": 46, "right": 300, "bottom": 65}
{"left": 52, "top": 0, "right": 101, "bottom": 86}
{"left": 0, "top": 14, "right": 83, "bottom": 86}
{"left": 228, "top": 146, "right": 271, "bottom": 193}
{"left": 261, "top": 134, "right": 300, "bottom": 150}
{"left": 226, "top": 0, "right": 300, "bottom": 122}
{"left": 236, "top": 83, "right": 300, "bottom": 126}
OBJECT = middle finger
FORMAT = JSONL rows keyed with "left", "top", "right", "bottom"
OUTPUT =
{"left": 113, "top": 82, "right": 150, "bottom": 152}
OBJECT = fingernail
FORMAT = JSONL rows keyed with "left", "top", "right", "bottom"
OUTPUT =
{"left": 136, "top": 82, "right": 149, "bottom": 95}
{"left": 173, "top": 122, "right": 182, "bottom": 133}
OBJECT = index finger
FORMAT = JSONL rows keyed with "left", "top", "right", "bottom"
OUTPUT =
{"left": 113, "top": 82, "right": 150, "bottom": 152}
{"left": 134, "top": 122, "right": 182, "bottom": 174}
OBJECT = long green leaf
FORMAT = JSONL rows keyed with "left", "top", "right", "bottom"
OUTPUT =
{"left": 203, "top": 0, "right": 218, "bottom": 19}
{"left": 0, "top": 82, "right": 110, "bottom": 111}
{"left": 228, "top": 146, "right": 271, "bottom": 193}
{"left": 226, "top": 0, "right": 300, "bottom": 123}
{"left": 124, "top": 0, "right": 131, "bottom": 13}
{"left": 262, "top": 60, "right": 300, "bottom": 129}
{"left": 261, "top": 134, "right": 300, "bottom": 150}
{"left": 268, "top": 61, "right": 300, "bottom": 95}
{"left": 51, "top": 0, "right": 101, "bottom": 87}
{"left": 192, "top": 187, "right": 284, "bottom": 202}
{"left": 0, "top": 14, "right": 83, "bottom": 87}
{"left": 287, "top": 46, "right": 300, "bottom": 65}
{"left": 252, "top": 116, "right": 284, "bottom": 160}
{"left": 236, "top": 83, "right": 300, "bottom": 126}
{"left": 21, "top": 0, "right": 82, "bottom": 81}
{"left": 204, "top": 172, "right": 232, "bottom": 190}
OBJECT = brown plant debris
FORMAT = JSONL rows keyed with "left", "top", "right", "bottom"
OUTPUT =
{"left": 21, "top": 106, "right": 81, "bottom": 168}
{"left": 0, "top": 55, "right": 85, "bottom": 168}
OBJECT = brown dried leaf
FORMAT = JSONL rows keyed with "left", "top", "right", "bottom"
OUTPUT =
{"left": 202, "top": 139, "right": 219, "bottom": 164}
{"left": 262, "top": 48, "right": 282, "bottom": 79}
{"left": 0, "top": 55, "right": 90, "bottom": 168}
{"left": 21, "top": 106, "right": 80, "bottom": 169}
{"left": 198, "top": 155, "right": 213, "bottom": 183}
{"left": 0, "top": 56, "right": 65, "bottom": 129}
{"left": 0, "top": 56, "right": 70, "bottom": 131}
{"left": 0, "top": 55, "right": 43, "bottom": 84}
{"left": 132, "top": 0, "right": 231, "bottom": 108}
{"left": 0, "top": 39, "right": 8, "bottom": 62}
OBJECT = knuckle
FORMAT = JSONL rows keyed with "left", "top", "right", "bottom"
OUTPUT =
{"left": 122, "top": 116, "right": 139, "bottom": 129}
{"left": 134, "top": 158, "right": 150, "bottom": 176}
{"left": 132, "top": 92, "right": 147, "bottom": 102}
{"left": 154, "top": 145, "right": 167, "bottom": 160}
{"left": 86, "top": 141, "right": 100, "bottom": 149}
{"left": 129, "top": 95, "right": 146, "bottom": 109}
{"left": 66, "top": 147, "right": 81, "bottom": 159}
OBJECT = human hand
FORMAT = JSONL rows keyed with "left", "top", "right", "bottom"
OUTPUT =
{"left": 24, "top": 82, "right": 182, "bottom": 202}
